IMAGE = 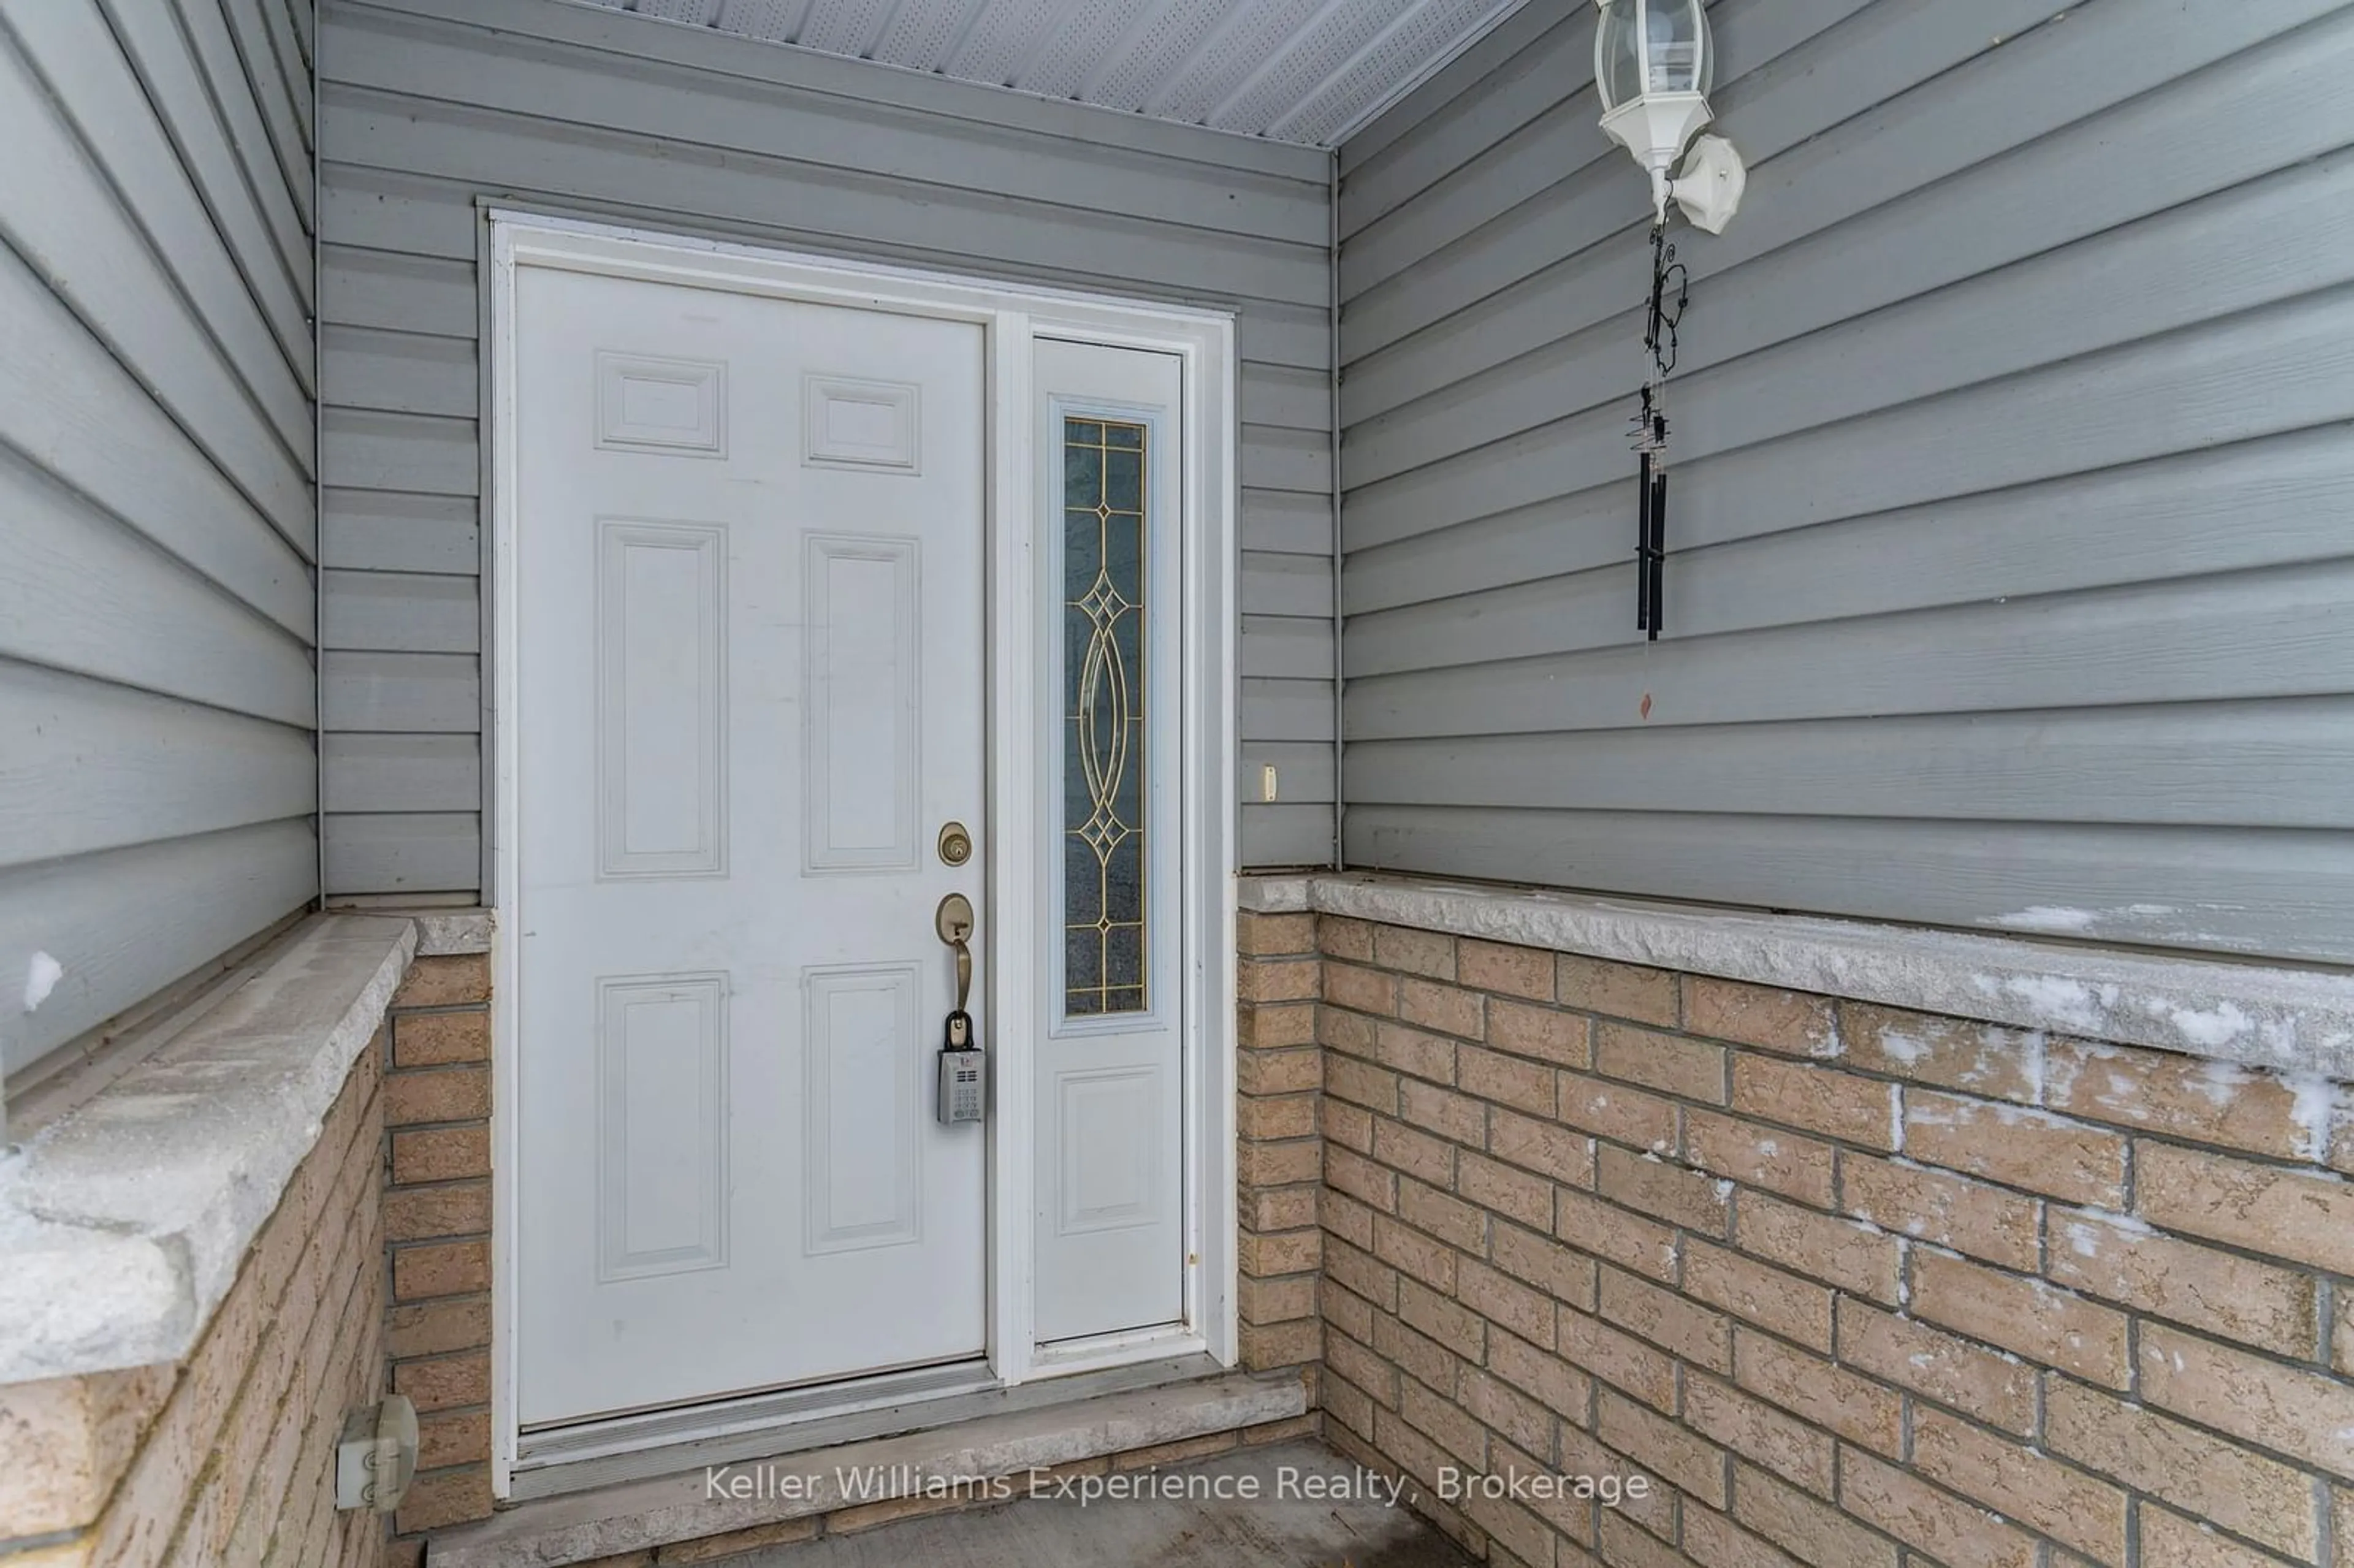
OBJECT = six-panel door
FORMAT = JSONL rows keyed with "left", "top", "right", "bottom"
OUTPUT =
{"left": 513, "top": 267, "right": 988, "bottom": 1426}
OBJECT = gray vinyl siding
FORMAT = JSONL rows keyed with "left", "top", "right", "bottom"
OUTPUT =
{"left": 315, "top": 0, "right": 1339, "bottom": 895}
{"left": 0, "top": 0, "right": 319, "bottom": 1076}
{"left": 1335, "top": 0, "right": 2354, "bottom": 963}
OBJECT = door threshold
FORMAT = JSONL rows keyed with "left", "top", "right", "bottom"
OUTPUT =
{"left": 439, "top": 1365, "right": 1305, "bottom": 1568}
{"left": 1030, "top": 1322, "right": 1202, "bottom": 1374}
{"left": 514, "top": 1358, "right": 999, "bottom": 1496}
{"left": 509, "top": 1352, "right": 1227, "bottom": 1501}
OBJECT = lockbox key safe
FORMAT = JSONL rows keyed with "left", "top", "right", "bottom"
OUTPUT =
{"left": 934, "top": 893, "right": 986, "bottom": 1124}
{"left": 938, "top": 1010, "right": 986, "bottom": 1124}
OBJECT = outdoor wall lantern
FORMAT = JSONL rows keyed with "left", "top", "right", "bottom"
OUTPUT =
{"left": 1593, "top": 0, "right": 1748, "bottom": 637}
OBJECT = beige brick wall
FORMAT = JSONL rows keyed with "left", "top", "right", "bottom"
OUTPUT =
{"left": 0, "top": 1031, "right": 389, "bottom": 1567}
{"left": 382, "top": 952, "right": 497, "bottom": 1554}
{"left": 1236, "top": 908, "right": 1327, "bottom": 1383}
{"left": 1311, "top": 912, "right": 2354, "bottom": 1568}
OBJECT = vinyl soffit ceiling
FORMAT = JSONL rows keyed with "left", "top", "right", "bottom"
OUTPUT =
{"left": 573, "top": 0, "right": 1536, "bottom": 147}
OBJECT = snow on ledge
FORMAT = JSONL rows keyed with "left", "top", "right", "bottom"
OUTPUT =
{"left": 1243, "top": 873, "right": 2354, "bottom": 1081}
{"left": 0, "top": 916, "right": 417, "bottom": 1385}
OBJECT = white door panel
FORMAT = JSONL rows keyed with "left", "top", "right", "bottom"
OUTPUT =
{"left": 1032, "top": 339, "right": 1188, "bottom": 1344}
{"left": 516, "top": 268, "right": 987, "bottom": 1426}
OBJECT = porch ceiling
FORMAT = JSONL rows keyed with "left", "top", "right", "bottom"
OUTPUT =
{"left": 569, "top": 0, "right": 1534, "bottom": 146}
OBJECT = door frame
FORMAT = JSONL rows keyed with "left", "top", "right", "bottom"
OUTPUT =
{"left": 484, "top": 211, "right": 1238, "bottom": 1496}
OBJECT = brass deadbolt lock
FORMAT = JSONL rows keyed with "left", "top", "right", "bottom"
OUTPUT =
{"left": 938, "top": 821, "right": 972, "bottom": 867}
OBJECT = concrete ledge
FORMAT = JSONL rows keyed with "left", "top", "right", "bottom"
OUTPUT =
{"left": 1245, "top": 872, "right": 2354, "bottom": 1080}
{"left": 429, "top": 1371, "right": 1309, "bottom": 1567}
{"left": 1236, "top": 875, "right": 1310, "bottom": 915}
{"left": 0, "top": 916, "right": 416, "bottom": 1383}
{"left": 414, "top": 909, "right": 495, "bottom": 956}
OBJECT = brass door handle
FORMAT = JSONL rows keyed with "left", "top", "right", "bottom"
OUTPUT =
{"left": 935, "top": 893, "right": 974, "bottom": 1014}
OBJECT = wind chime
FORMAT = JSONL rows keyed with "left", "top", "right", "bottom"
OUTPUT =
{"left": 1590, "top": 0, "right": 1748, "bottom": 640}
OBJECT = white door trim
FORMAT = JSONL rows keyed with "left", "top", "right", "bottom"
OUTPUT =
{"left": 484, "top": 211, "right": 1238, "bottom": 1497}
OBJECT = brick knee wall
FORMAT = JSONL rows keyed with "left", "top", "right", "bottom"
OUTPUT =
{"left": 0, "top": 1035, "right": 389, "bottom": 1567}
{"left": 1311, "top": 911, "right": 2354, "bottom": 1568}
{"left": 383, "top": 952, "right": 498, "bottom": 1550}
{"left": 1236, "top": 908, "right": 1325, "bottom": 1379}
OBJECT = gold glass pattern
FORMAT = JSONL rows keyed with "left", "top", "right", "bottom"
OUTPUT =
{"left": 1063, "top": 417, "right": 1148, "bottom": 1017}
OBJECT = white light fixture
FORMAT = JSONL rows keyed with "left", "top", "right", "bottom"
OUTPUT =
{"left": 1593, "top": 0, "right": 1746, "bottom": 233}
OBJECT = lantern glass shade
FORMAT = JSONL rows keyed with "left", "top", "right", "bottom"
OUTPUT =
{"left": 1595, "top": 0, "right": 1715, "bottom": 112}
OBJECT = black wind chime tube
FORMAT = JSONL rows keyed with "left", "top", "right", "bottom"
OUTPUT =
{"left": 1647, "top": 456, "right": 1667, "bottom": 638}
{"left": 1636, "top": 449, "right": 1654, "bottom": 633}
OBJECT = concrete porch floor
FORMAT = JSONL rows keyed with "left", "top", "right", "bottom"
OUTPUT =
{"left": 714, "top": 1441, "right": 1474, "bottom": 1567}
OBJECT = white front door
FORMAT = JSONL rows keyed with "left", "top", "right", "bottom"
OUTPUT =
{"left": 512, "top": 265, "right": 988, "bottom": 1426}
{"left": 1031, "top": 340, "right": 1189, "bottom": 1343}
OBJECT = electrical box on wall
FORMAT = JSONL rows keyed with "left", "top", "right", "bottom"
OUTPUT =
{"left": 334, "top": 1395, "right": 418, "bottom": 1513}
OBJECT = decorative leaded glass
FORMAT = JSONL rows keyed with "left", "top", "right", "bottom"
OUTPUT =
{"left": 1064, "top": 417, "right": 1148, "bottom": 1018}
